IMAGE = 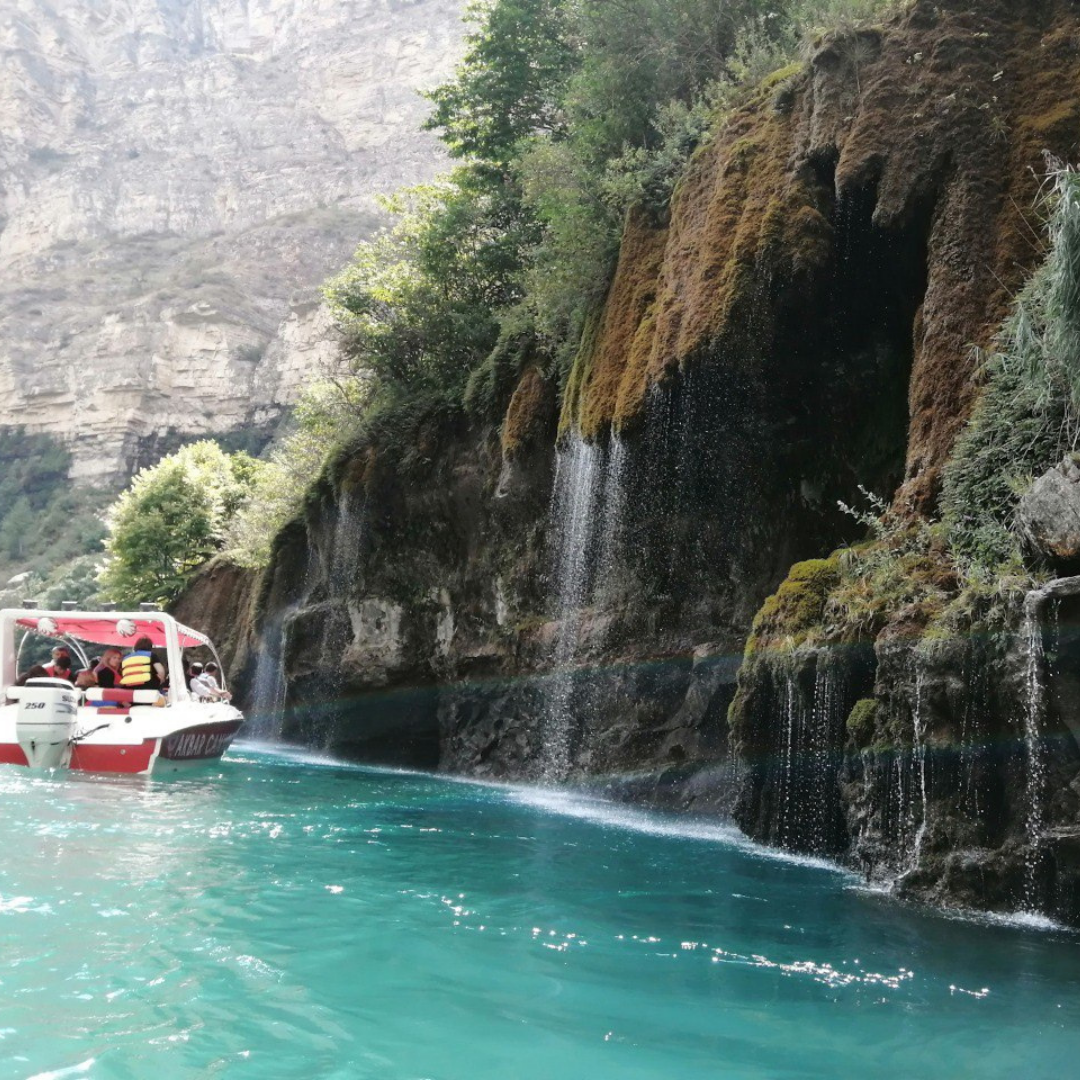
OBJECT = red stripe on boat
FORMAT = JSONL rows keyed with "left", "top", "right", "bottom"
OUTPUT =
{"left": 70, "top": 739, "right": 157, "bottom": 773}
{"left": 0, "top": 744, "right": 28, "bottom": 766}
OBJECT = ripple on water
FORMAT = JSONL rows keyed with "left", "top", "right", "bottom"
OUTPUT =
{"left": 0, "top": 747, "right": 1077, "bottom": 1079}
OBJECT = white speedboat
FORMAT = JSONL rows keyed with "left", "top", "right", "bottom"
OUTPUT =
{"left": 0, "top": 608, "right": 244, "bottom": 775}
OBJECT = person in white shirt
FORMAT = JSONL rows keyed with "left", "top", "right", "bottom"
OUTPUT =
{"left": 191, "top": 662, "right": 231, "bottom": 702}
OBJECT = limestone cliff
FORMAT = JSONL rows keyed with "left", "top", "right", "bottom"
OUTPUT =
{"left": 0, "top": 0, "right": 465, "bottom": 480}
{"left": 184, "top": 0, "right": 1080, "bottom": 925}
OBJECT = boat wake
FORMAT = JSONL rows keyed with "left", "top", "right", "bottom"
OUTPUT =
{"left": 947, "top": 907, "right": 1069, "bottom": 933}
{"left": 230, "top": 740, "right": 429, "bottom": 777}
{"left": 508, "top": 787, "right": 850, "bottom": 874}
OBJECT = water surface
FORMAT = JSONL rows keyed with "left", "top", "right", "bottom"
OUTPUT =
{"left": 1, "top": 745, "right": 1077, "bottom": 1078}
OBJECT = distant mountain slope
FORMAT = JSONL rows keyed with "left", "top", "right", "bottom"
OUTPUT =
{"left": 0, "top": 0, "right": 465, "bottom": 480}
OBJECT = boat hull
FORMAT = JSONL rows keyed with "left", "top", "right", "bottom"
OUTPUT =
{"left": 0, "top": 706, "right": 244, "bottom": 775}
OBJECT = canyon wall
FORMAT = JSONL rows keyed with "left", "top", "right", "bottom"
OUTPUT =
{"left": 183, "top": 0, "right": 1080, "bottom": 925}
{"left": 0, "top": 0, "right": 465, "bottom": 480}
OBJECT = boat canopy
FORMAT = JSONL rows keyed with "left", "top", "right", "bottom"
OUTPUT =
{"left": 14, "top": 614, "right": 211, "bottom": 650}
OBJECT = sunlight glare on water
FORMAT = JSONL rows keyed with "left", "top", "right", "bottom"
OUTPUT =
{"left": 0, "top": 744, "right": 1077, "bottom": 1079}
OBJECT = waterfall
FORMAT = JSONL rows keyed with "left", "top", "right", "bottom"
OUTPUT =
{"left": 808, "top": 661, "right": 842, "bottom": 854}
{"left": 543, "top": 438, "right": 601, "bottom": 779}
{"left": 910, "top": 669, "right": 929, "bottom": 872}
{"left": 875, "top": 656, "right": 932, "bottom": 885}
{"left": 1022, "top": 590, "right": 1048, "bottom": 910}
{"left": 893, "top": 750, "right": 909, "bottom": 862}
{"left": 595, "top": 436, "right": 627, "bottom": 599}
{"left": 771, "top": 658, "right": 846, "bottom": 855}
{"left": 777, "top": 673, "right": 799, "bottom": 845}
{"left": 248, "top": 606, "right": 292, "bottom": 740}
{"left": 247, "top": 488, "right": 365, "bottom": 745}
{"left": 959, "top": 640, "right": 989, "bottom": 824}
{"left": 311, "top": 486, "right": 368, "bottom": 750}
{"left": 329, "top": 485, "right": 365, "bottom": 588}
{"left": 542, "top": 434, "right": 627, "bottom": 781}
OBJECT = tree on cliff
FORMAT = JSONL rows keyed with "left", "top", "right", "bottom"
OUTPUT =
{"left": 424, "top": 0, "right": 574, "bottom": 169}
{"left": 328, "top": 0, "right": 901, "bottom": 417}
{"left": 324, "top": 179, "right": 527, "bottom": 402}
{"left": 98, "top": 441, "right": 257, "bottom": 607}
{"left": 224, "top": 379, "right": 368, "bottom": 569}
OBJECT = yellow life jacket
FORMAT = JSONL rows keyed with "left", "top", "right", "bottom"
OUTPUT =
{"left": 120, "top": 651, "right": 153, "bottom": 687}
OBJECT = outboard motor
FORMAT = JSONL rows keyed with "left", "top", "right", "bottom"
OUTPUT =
{"left": 16, "top": 677, "right": 78, "bottom": 769}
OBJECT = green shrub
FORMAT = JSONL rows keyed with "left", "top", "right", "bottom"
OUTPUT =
{"left": 225, "top": 380, "right": 368, "bottom": 569}
{"left": 789, "top": 0, "right": 905, "bottom": 39}
{"left": 942, "top": 168, "right": 1080, "bottom": 578}
{"left": 323, "top": 179, "right": 524, "bottom": 403}
{"left": 99, "top": 441, "right": 257, "bottom": 605}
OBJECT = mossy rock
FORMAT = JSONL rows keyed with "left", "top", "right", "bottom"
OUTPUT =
{"left": 501, "top": 368, "right": 551, "bottom": 459}
{"left": 726, "top": 684, "right": 750, "bottom": 742}
{"left": 760, "top": 62, "right": 805, "bottom": 92}
{"left": 746, "top": 554, "right": 842, "bottom": 655}
{"left": 846, "top": 697, "right": 879, "bottom": 749}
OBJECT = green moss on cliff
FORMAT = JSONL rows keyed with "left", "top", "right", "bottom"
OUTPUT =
{"left": 825, "top": 525, "right": 956, "bottom": 643}
{"left": 734, "top": 165, "right": 1080, "bottom": 749}
{"left": 501, "top": 367, "right": 553, "bottom": 458}
{"left": 745, "top": 555, "right": 842, "bottom": 655}
{"left": 759, "top": 61, "right": 804, "bottom": 91}
{"left": 846, "top": 697, "right": 878, "bottom": 748}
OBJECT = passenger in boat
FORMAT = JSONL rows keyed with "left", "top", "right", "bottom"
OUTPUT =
{"left": 14, "top": 664, "right": 48, "bottom": 686}
{"left": 74, "top": 668, "right": 97, "bottom": 689}
{"left": 189, "top": 656, "right": 207, "bottom": 699}
{"left": 43, "top": 646, "right": 73, "bottom": 679}
{"left": 94, "top": 647, "right": 123, "bottom": 689}
{"left": 120, "top": 636, "right": 165, "bottom": 690}
{"left": 47, "top": 654, "right": 74, "bottom": 683}
{"left": 191, "top": 662, "right": 231, "bottom": 702}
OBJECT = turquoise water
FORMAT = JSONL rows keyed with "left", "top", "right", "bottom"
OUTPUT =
{"left": 1, "top": 746, "right": 1078, "bottom": 1079}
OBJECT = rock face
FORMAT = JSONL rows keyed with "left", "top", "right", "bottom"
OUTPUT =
{"left": 0, "top": 0, "right": 465, "bottom": 480}
{"left": 183, "top": 0, "right": 1080, "bottom": 925}
{"left": 1019, "top": 457, "right": 1080, "bottom": 570}
{"left": 730, "top": 585, "right": 1080, "bottom": 926}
